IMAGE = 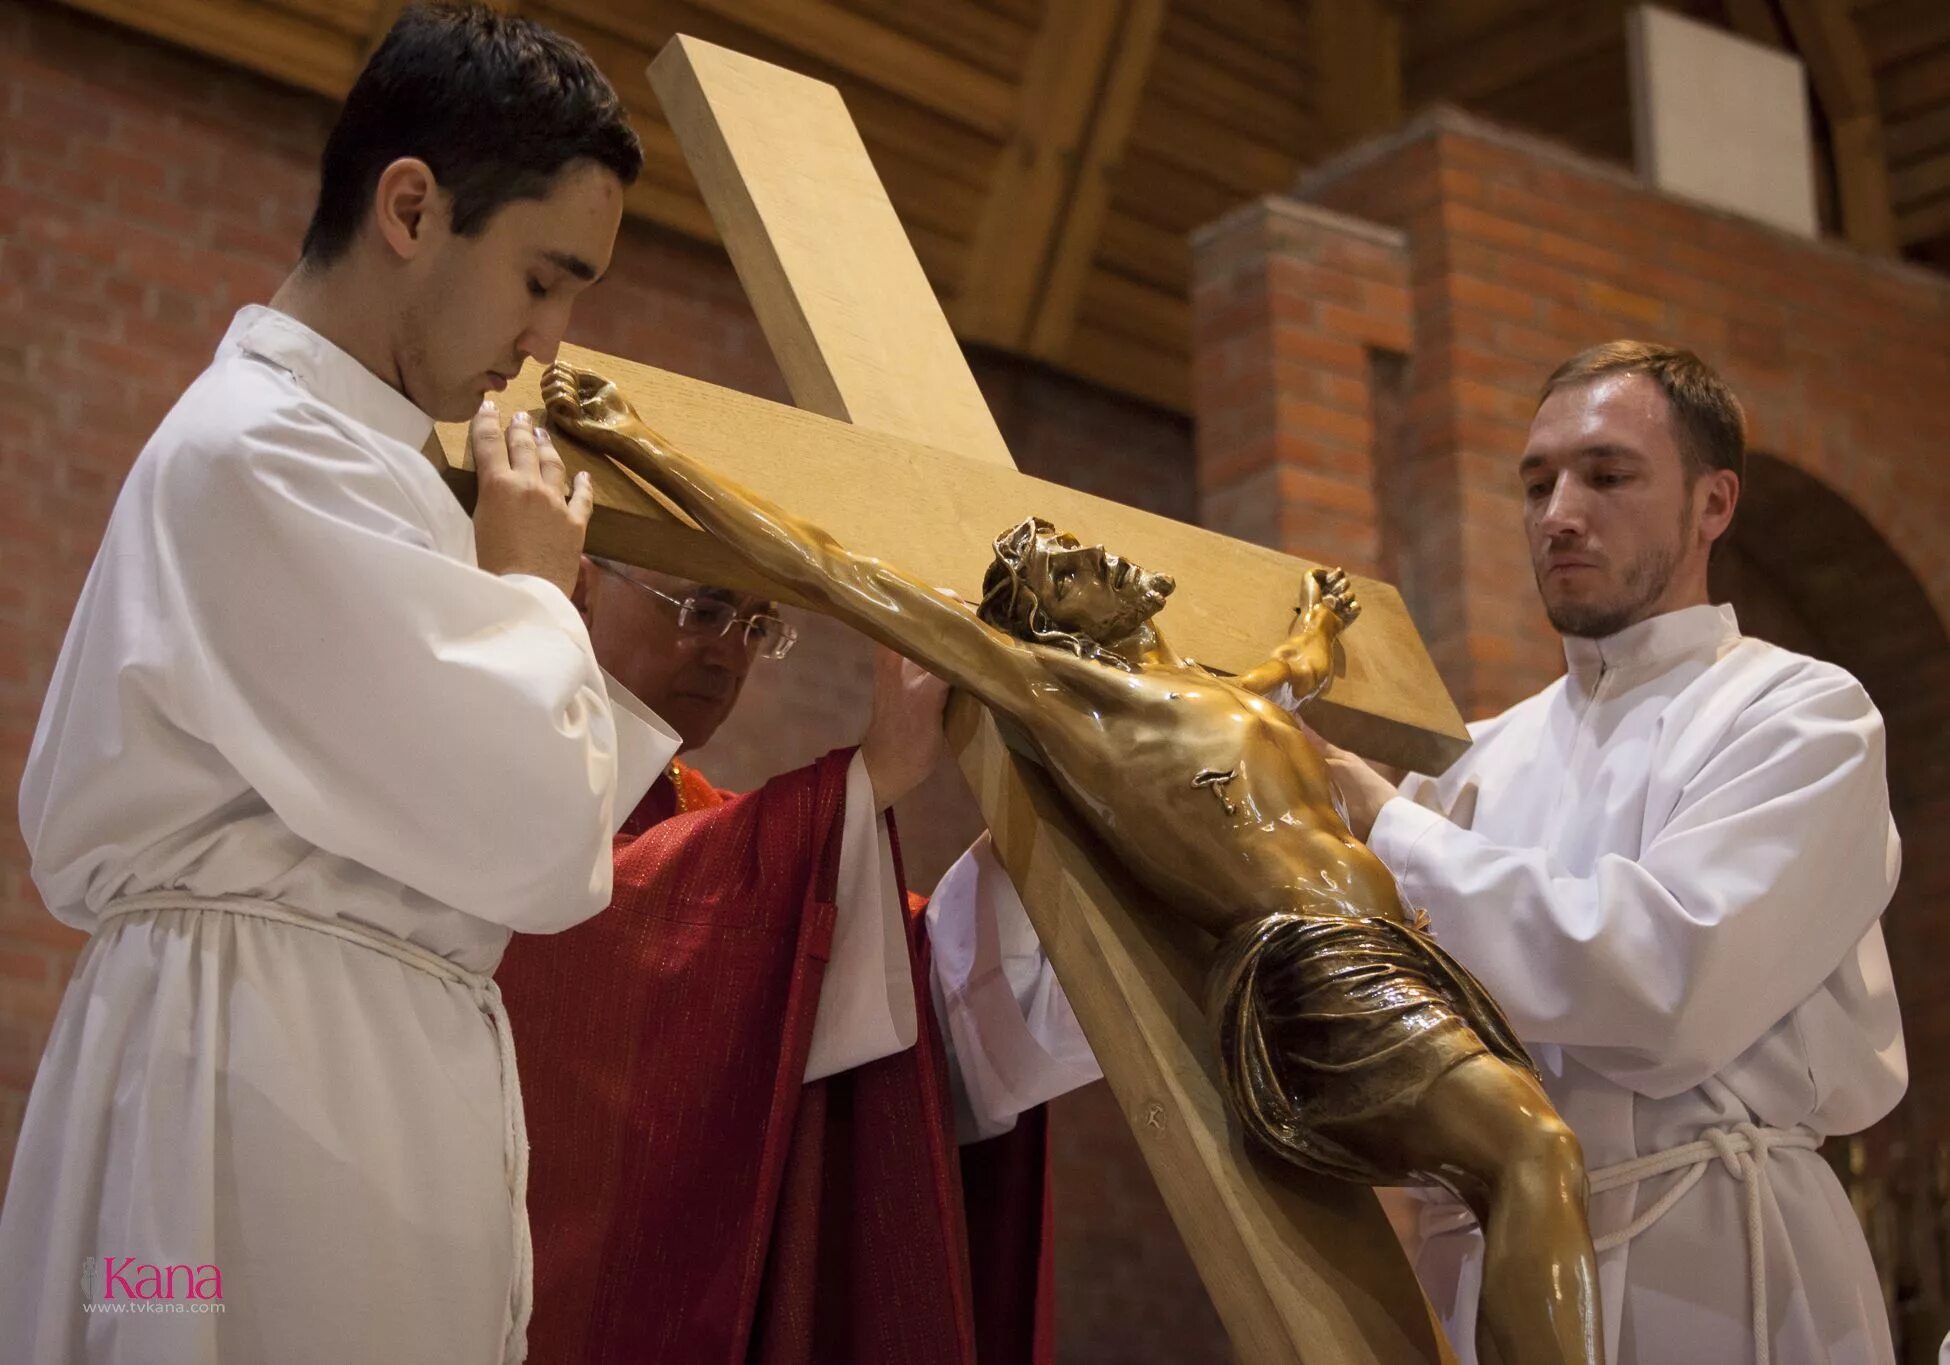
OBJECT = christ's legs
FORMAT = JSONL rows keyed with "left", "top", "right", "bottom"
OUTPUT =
{"left": 1394, "top": 1054, "right": 1601, "bottom": 1365}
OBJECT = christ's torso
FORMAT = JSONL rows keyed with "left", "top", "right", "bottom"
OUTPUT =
{"left": 1023, "top": 655, "right": 1409, "bottom": 937}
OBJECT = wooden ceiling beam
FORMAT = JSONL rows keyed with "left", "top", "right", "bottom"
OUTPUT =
{"left": 1018, "top": 0, "right": 1167, "bottom": 363}
{"left": 1024, "top": 0, "right": 1166, "bottom": 362}
{"left": 1890, "top": 151, "right": 1950, "bottom": 208}
{"left": 1887, "top": 105, "right": 1950, "bottom": 165}
{"left": 1309, "top": 0, "right": 1405, "bottom": 150}
{"left": 1406, "top": 0, "right": 1626, "bottom": 105}
{"left": 1777, "top": 0, "right": 1900, "bottom": 253}
{"left": 677, "top": 0, "right": 1016, "bottom": 140}
{"left": 1883, "top": 47, "right": 1950, "bottom": 122}
{"left": 361, "top": 0, "right": 409, "bottom": 62}
{"left": 951, "top": 0, "right": 1162, "bottom": 362}
{"left": 1130, "top": 97, "right": 1313, "bottom": 199}
{"left": 1064, "top": 317, "right": 1190, "bottom": 413}
{"left": 1098, "top": 213, "right": 1191, "bottom": 293}
{"left": 834, "top": 0, "right": 1031, "bottom": 82}
{"left": 1721, "top": 0, "right": 1787, "bottom": 49}
{"left": 952, "top": 3, "right": 1131, "bottom": 348}
{"left": 1897, "top": 191, "right": 1950, "bottom": 245}
{"left": 1856, "top": 0, "right": 1950, "bottom": 68}
{"left": 59, "top": 0, "right": 361, "bottom": 97}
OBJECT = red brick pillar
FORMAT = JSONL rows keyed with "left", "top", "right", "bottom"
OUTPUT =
{"left": 1190, "top": 197, "right": 1410, "bottom": 582}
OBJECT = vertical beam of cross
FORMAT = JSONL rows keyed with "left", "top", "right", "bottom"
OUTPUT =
{"left": 646, "top": 34, "right": 1453, "bottom": 1365}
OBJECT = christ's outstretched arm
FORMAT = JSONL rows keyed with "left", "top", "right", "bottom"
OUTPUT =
{"left": 543, "top": 362, "right": 1035, "bottom": 713}
{"left": 1232, "top": 567, "right": 1361, "bottom": 706}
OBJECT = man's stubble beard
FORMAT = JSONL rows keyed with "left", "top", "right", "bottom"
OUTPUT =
{"left": 1539, "top": 503, "right": 1693, "bottom": 640}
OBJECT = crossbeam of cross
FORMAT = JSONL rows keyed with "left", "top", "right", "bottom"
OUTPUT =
{"left": 431, "top": 35, "right": 1460, "bottom": 1365}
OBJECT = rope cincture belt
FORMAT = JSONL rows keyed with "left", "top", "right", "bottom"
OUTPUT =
{"left": 97, "top": 892, "right": 535, "bottom": 1365}
{"left": 1417, "top": 1120, "right": 1820, "bottom": 1365}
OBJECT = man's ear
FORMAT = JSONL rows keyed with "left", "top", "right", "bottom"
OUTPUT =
{"left": 570, "top": 556, "right": 597, "bottom": 628}
{"left": 1698, "top": 468, "right": 1740, "bottom": 548}
{"left": 372, "top": 157, "right": 442, "bottom": 261}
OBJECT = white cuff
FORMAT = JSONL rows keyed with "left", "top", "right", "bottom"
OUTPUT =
{"left": 928, "top": 833, "right": 1101, "bottom": 1142}
{"left": 802, "top": 751, "right": 917, "bottom": 1082}
{"left": 601, "top": 672, "right": 682, "bottom": 833}
{"left": 497, "top": 574, "right": 679, "bottom": 832}
{"left": 1367, "top": 796, "right": 1447, "bottom": 908}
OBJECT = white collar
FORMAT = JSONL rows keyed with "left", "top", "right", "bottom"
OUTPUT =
{"left": 1562, "top": 602, "right": 1741, "bottom": 683}
{"left": 216, "top": 305, "right": 434, "bottom": 452}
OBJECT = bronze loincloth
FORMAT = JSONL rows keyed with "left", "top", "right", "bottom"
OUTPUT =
{"left": 1208, "top": 912, "right": 1536, "bottom": 1186}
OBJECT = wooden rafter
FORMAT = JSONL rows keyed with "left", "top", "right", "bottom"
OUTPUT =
{"left": 678, "top": 0, "right": 1015, "bottom": 139}
{"left": 1722, "top": 0, "right": 1787, "bottom": 49}
{"left": 61, "top": 0, "right": 360, "bottom": 97}
{"left": 1777, "top": 0, "right": 1900, "bottom": 253}
{"left": 361, "top": 0, "right": 409, "bottom": 62}
{"left": 1308, "top": 0, "right": 1405, "bottom": 150}
{"left": 951, "top": 0, "right": 1165, "bottom": 363}
{"left": 951, "top": 3, "right": 1132, "bottom": 349}
{"left": 1024, "top": 0, "right": 1166, "bottom": 361}
{"left": 1407, "top": 0, "right": 1626, "bottom": 107}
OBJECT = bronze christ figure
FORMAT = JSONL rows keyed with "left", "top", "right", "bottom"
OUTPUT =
{"left": 543, "top": 361, "right": 1602, "bottom": 1365}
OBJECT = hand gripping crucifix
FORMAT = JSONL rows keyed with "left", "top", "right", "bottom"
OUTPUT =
{"left": 433, "top": 38, "right": 1494, "bottom": 1365}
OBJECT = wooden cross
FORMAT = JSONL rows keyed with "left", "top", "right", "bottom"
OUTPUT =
{"left": 432, "top": 36, "right": 1461, "bottom": 1365}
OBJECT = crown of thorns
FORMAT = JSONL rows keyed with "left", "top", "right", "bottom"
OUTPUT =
{"left": 977, "top": 517, "right": 1136, "bottom": 671}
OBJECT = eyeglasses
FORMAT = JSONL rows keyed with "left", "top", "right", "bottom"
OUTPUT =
{"left": 591, "top": 560, "right": 798, "bottom": 660}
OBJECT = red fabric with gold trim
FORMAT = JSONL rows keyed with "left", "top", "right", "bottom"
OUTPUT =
{"left": 498, "top": 750, "right": 1053, "bottom": 1364}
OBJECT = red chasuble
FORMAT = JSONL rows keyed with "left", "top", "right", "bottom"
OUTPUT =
{"left": 497, "top": 749, "right": 1054, "bottom": 1364}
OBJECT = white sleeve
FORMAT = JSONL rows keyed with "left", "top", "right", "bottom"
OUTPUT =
{"left": 158, "top": 402, "right": 677, "bottom": 932}
{"left": 1368, "top": 668, "right": 1901, "bottom": 1097}
{"left": 802, "top": 751, "right": 917, "bottom": 1082}
{"left": 927, "top": 833, "right": 1101, "bottom": 1142}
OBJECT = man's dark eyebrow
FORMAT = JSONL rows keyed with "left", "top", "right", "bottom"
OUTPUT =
{"left": 1518, "top": 444, "right": 1644, "bottom": 475}
{"left": 542, "top": 250, "right": 600, "bottom": 283}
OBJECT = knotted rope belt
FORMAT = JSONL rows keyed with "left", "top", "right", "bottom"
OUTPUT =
{"left": 98, "top": 892, "right": 534, "bottom": 1364}
{"left": 1418, "top": 1120, "right": 1820, "bottom": 1365}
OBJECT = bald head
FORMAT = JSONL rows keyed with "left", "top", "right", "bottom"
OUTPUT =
{"left": 573, "top": 557, "right": 775, "bottom": 750}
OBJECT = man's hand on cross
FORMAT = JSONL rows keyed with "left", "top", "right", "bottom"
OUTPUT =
{"left": 470, "top": 402, "right": 594, "bottom": 599}
{"left": 1305, "top": 723, "right": 1402, "bottom": 842}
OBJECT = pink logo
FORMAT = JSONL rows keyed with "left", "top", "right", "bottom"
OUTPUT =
{"left": 86, "top": 1256, "right": 223, "bottom": 1302}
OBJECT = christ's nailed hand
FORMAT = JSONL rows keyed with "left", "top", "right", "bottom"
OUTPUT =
{"left": 470, "top": 400, "right": 594, "bottom": 600}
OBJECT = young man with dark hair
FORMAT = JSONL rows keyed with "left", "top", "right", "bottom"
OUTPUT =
{"left": 1318, "top": 342, "right": 1905, "bottom": 1365}
{"left": 0, "top": 7, "right": 670, "bottom": 1363}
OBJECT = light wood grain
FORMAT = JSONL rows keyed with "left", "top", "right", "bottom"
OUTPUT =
{"left": 648, "top": 34, "right": 1015, "bottom": 468}
{"left": 429, "top": 344, "right": 1469, "bottom": 776}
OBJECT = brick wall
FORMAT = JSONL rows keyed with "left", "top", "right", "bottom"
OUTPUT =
{"left": 1, "top": 0, "right": 339, "bottom": 1171}
{"left": 1192, "top": 105, "right": 1950, "bottom": 1265}
{"left": 0, "top": 3, "right": 1218, "bottom": 1359}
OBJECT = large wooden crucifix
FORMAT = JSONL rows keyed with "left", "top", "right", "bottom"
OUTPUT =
{"left": 432, "top": 36, "right": 1462, "bottom": 1365}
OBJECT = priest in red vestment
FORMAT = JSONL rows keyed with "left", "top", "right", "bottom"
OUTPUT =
{"left": 497, "top": 556, "right": 1100, "bottom": 1364}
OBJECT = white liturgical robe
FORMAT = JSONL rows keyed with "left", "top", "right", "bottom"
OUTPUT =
{"left": 1369, "top": 603, "right": 1904, "bottom": 1365}
{"left": 0, "top": 305, "right": 683, "bottom": 1365}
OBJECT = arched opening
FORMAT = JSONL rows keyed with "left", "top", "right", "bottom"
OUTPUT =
{"left": 1712, "top": 451, "right": 1950, "bottom": 1354}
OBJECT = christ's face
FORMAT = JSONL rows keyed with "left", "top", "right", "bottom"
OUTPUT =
{"left": 1519, "top": 373, "right": 1728, "bottom": 639}
{"left": 395, "top": 159, "right": 624, "bottom": 420}
{"left": 1020, "top": 531, "right": 1174, "bottom": 643}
